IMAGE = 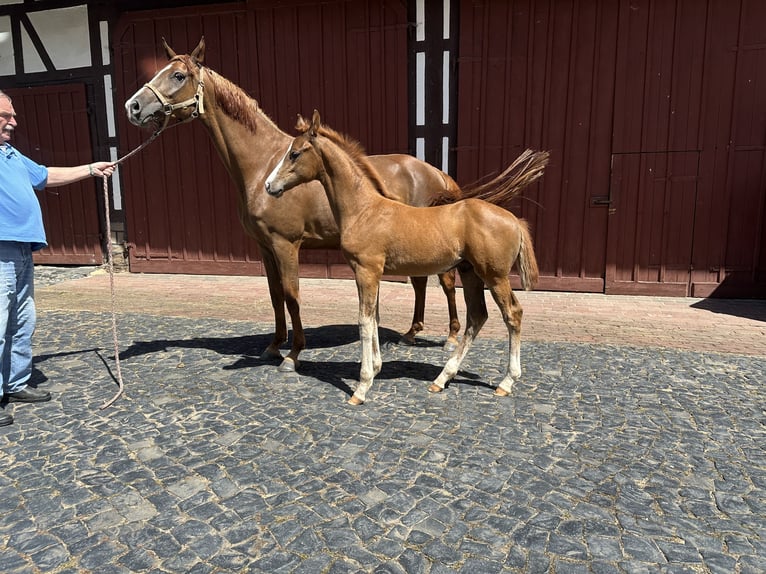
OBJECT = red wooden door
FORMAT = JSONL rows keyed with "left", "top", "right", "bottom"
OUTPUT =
{"left": 7, "top": 84, "right": 102, "bottom": 265}
{"left": 606, "top": 152, "right": 699, "bottom": 295}
{"left": 456, "top": 0, "right": 766, "bottom": 297}
{"left": 114, "top": 1, "right": 409, "bottom": 276}
{"left": 114, "top": 4, "right": 258, "bottom": 275}
{"left": 716, "top": 38, "right": 766, "bottom": 296}
{"left": 455, "top": 0, "right": 617, "bottom": 293}
{"left": 606, "top": 0, "right": 706, "bottom": 296}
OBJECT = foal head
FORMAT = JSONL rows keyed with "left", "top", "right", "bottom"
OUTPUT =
{"left": 265, "top": 109, "right": 391, "bottom": 199}
{"left": 265, "top": 110, "right": 326, "bottom": 197}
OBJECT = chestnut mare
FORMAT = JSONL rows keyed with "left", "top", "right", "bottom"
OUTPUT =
{"left": 125, "top": 37, "right": 548, "bottom": 373}
{"left": 266, "top": 111, "right": 540, "bottom": 405}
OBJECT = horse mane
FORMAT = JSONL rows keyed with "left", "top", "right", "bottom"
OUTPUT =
{"left": 296, "top": 120, "right": 398, "bottom": 201}
{"left": 178, "top": 56, "right": 280, "bottom": 135}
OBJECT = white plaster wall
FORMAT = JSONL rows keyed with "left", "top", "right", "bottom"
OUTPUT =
{"left": 0, "top": 15, "right": 12, "bottom": 76}
{"left": 25, "top": 5, "right": 91, "bottom": 73}
{"left": 0, "top": 5, "right": 91, "bottom": 75}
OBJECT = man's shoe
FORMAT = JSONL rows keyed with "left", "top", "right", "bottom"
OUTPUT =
{"left": 0, "top": 412, "right": 13, "bottom": 426}
{"left": 7, "top": 388, "right": 51, "bottom": 403}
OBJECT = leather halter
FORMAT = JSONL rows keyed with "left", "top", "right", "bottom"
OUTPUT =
{"left": 142, "top": 65, "right": 206, "bottom": 135}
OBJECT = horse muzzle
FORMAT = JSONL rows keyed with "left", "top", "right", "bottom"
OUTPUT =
{"left": 265, "top": 181, "right": 284, "bottom": 198}
{"left": 125, "top": 91, "right": 162, "bottom": 128}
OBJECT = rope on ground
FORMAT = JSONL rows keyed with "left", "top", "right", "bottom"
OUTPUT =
{"left": 100, "top": 171, "right": 124, "bottom": 409}
{"left": 98, "top": 131, "right": 162, "bottom": 409}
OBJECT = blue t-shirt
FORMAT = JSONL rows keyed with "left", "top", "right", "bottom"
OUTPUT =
{"left": 0, "top": 143, "right": 49, "bottom": 251}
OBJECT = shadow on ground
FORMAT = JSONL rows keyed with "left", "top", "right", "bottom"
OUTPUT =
{"left": 691, "top": 298, "right": 766, "bottom": 322}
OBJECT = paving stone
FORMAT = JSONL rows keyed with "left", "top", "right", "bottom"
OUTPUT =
{"left": 621, "top": 534, "right": 666, "bottom": 563}
{"left": 738, "top": 554, "right": 766, "bottom": 573}
{"left": 0, "top": 550, "right": 31, "bottom": 573}
{"left": 423, "top": 540, "right": 462, "bottom": 565}
{"left": 372, "top": 561, "right": 408, "bottom": 574}
{"left": 28, "top": 542, "right": 70, "bottom": 571}
{"left": 290, "top": 554, "right": 333, "bottom": 574}
{"left": 547, "top": 533, "right": 589, "bottom": 560}
{"left": 78, "top": 539, "right": 127, "bottom": 571}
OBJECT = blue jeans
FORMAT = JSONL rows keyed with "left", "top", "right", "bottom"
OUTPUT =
{"left": 0, "top": 241, "right": 36, "bottom": 399}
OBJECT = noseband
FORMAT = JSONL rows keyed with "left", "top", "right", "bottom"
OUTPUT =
{"left": 142, "top": 65, "right": 206, "bottom": 135}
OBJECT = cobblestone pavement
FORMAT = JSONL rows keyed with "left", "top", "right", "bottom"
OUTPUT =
{"left": 1, "top": 266, "right": 765, "bottom": 573}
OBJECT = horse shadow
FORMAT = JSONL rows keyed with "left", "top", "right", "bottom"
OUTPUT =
{"left": 115, "top": 323, "right": 487, "bottom": 398}
{"left": 284, "top": 356, "right": 491, "bottom": 398}
{"left": 118, "top": 323, "right": 443, "bottom": 363}
{"left": 117, "top": 324, "right": 354, "bottom": 362}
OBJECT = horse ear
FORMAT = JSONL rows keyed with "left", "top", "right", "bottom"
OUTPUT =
{"left": 191, "top": 36, "right": 206, "bottom": 64}
{"left": 310, "top": 109, "right": 321, "bottom": 137}
{"left": 162, "top": 37, "right": 176, "bottom": 60}
{"left": 295, "top": 114, "right": 310, "bottom": 133}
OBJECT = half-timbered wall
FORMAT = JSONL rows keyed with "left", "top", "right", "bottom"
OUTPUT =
{"left": 0, "top": 2, "right": 114, "bottom": 264}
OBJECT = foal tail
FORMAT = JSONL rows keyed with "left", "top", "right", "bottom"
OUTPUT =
{"left": 461, "top": 149, "right": 549, "bottom": 206}
{"left": 516, "top": 219, "right": 539, "bottom": 291}
{"left": 429, "top": 149, "right": 549, "bottom": 206}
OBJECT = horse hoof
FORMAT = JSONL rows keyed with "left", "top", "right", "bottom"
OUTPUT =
{"left": 260, "top": 348, "right": 283, "bottom": 362}
{"left": 494, "top": 387, "right": 510, "bottom": 397}
{"left": 398, "top": 336, "right": 417, "bottom": 347}
{"left": 348, "top": 395, "right": 364, "bottom": 406}
{"left": 427, "top": 383, "right": 444, "bottom": 393}
{"left": 278, "top": 358, "right": 298, "bottom": 372}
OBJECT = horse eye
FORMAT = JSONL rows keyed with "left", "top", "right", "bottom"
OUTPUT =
{"left": 289, "top": 150, "right": 301, "bottom": 161}
{"left": 173, "top": 72, "right": 185, "bottom": 82}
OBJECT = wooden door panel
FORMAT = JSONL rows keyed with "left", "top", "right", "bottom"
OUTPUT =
{"left": 455, "top": 0, "right": 617, "bottom": 293}
{"left": 115, "top": 1, "right": 408, "bottom": 276}
{"left": 606, "top": 152, "right": 698, "bottom": 295}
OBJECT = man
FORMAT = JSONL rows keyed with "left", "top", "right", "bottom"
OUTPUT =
{"left": 0, "top": 90, "right": 115, "bottom": 426}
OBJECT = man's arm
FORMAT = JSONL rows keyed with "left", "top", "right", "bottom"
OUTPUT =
{"left": 45, "top": 161, "right": 115, "bottom": 187}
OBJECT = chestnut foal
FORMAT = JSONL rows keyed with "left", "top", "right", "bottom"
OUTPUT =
{"left": 266, "top": 111, "right": 540, "bottom": 405}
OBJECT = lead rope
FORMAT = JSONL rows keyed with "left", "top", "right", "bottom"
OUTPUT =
{"left": 98, "top": 68, "right": 205, "bottom": 409}
{"left": 98, "top": 131, "right": 163, "bottom": 410}
{"left": 99, "top": 170, "right": 124, "bottom": 410}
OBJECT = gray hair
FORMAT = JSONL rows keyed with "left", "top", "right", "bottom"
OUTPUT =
{"left": 0, "top": 90, "right": 10, "bottom": 102}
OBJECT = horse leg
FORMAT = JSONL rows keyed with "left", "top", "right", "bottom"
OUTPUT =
{"left": 274, "top": 244, "right": 305, "bottom": 372}
{"left": 429, "top": 267, "right": 488, "bottom": 393}
{"left": 437, "top": 269, "right": 461, "bottom": 352}
{"left": 400, "top": 272, "right": 460, "bottom": 351}
{"left": 373, "top": 290, "right": 382, "bottom": 375}
{"left": 485, "top": 278, "right": 524, "bottom": 397}
{"left": 259, "top": 250, "right": 288, "bottom": 362}
{"left": 400, "top": 276, "right": 427, "bottom": 345}
{"left": 349, "top": 267, "right": 382, "bottom": 405}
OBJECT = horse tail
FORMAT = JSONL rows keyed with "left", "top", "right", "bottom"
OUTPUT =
{"left": 460, "top": 149, "right": 549, "bottom": 207}
{"left": 516, "top": 219, "right": 539, "bottom": 291}
{"left": 430, "top": 171, "right": 463, "bottom": 205}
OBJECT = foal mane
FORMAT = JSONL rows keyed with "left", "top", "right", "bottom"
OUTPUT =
{"left": 178, "top": 56, "right": 279, "bottom": 135}
{"left": 297, "top": 120, "right": 397, "bottom": 201}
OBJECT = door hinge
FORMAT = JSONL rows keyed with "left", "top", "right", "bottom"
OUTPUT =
{"left": 590, "top": 196, "right": 612, "bottom": 206}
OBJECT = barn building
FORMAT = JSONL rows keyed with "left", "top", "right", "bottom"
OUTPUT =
{"left": 2, "top": 0, "right": 765, "bottom": 298}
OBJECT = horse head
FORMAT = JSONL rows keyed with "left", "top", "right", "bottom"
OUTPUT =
{"left": 265, "top": 110, "right": 323, "bottom": 197}
{"left": 125, "top": 37, "right": 207, "bottom": 134}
